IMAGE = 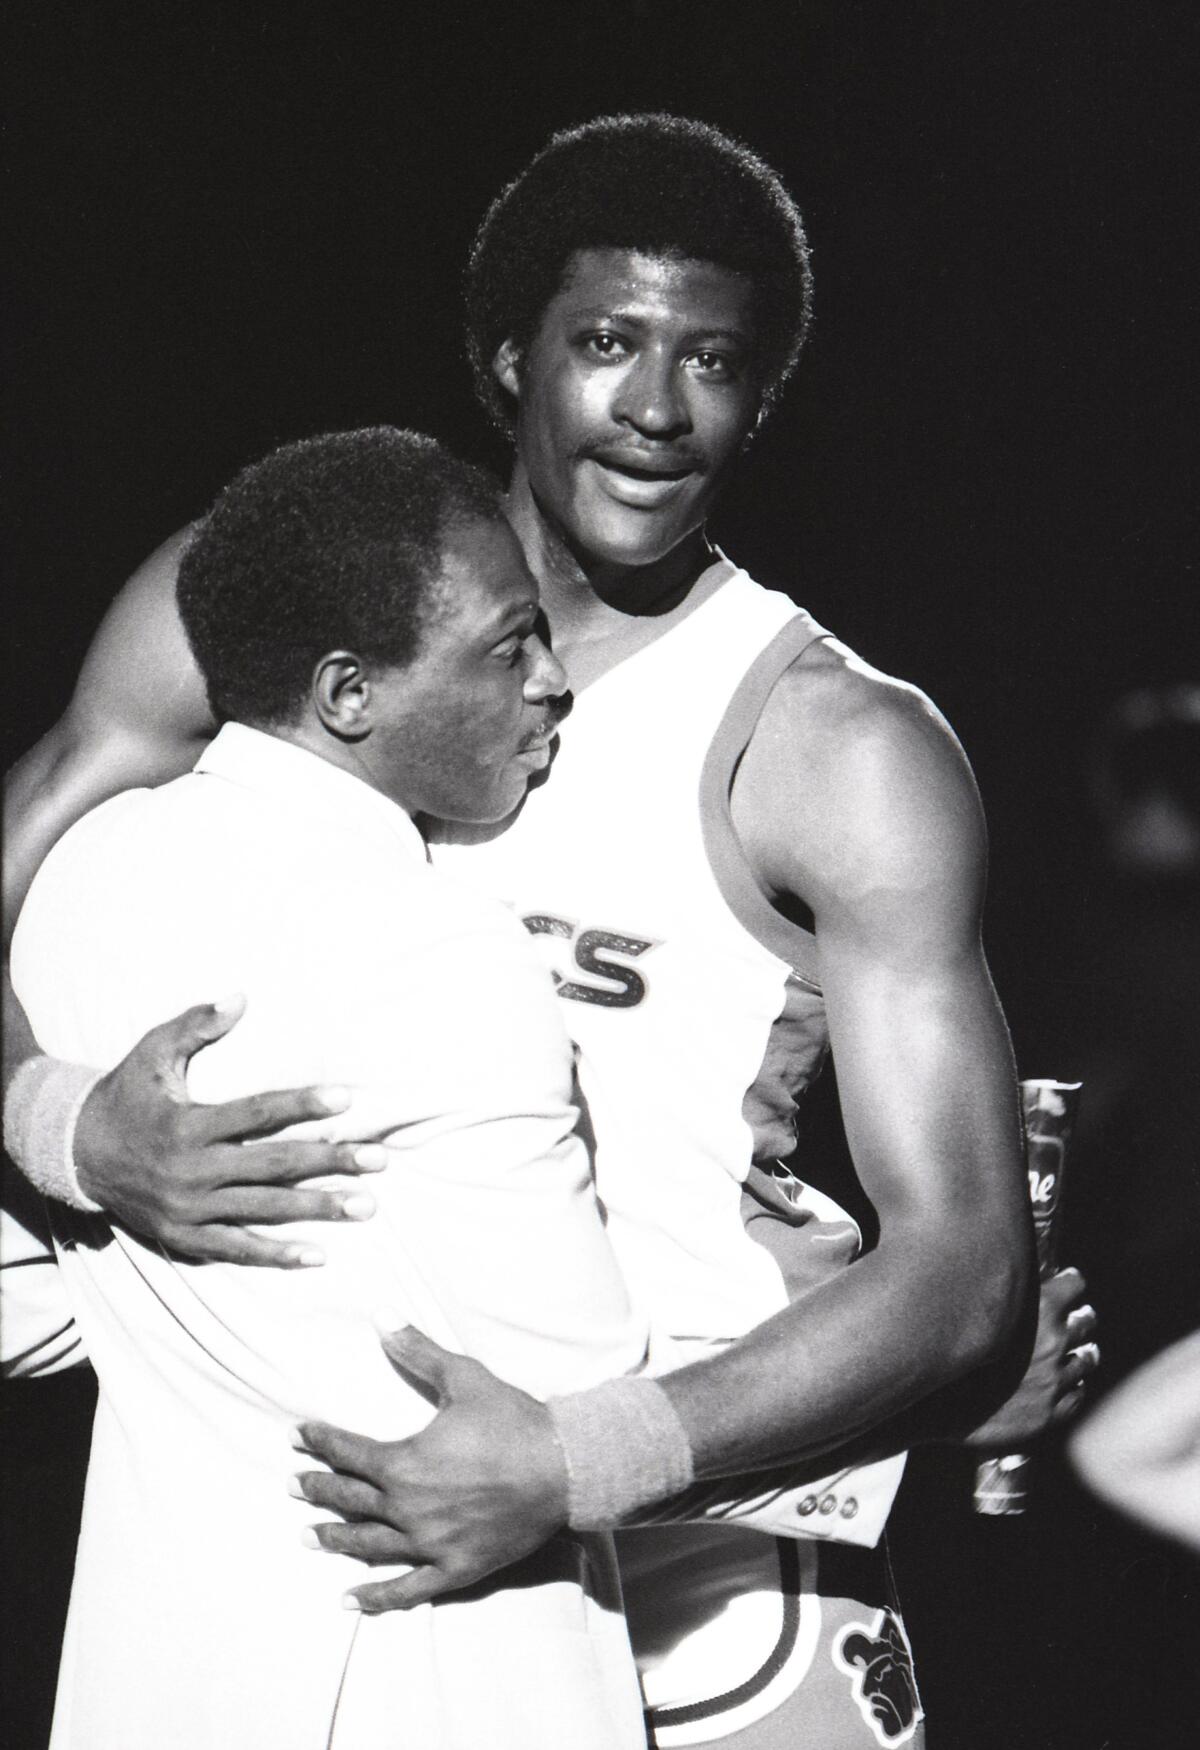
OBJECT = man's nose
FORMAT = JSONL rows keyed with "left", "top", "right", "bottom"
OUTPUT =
{"left": 523, "top": 634, "right": 568, "bottom": 704}
{"left": 613, "top": 352, "right": 690, "bottom": 437}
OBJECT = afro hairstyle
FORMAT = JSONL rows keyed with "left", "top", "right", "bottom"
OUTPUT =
{"left": 465, "top": 112, "right": 813, "bottom": 433}
{"left": 177, "top": 426, "right": 504, "bottom": 728}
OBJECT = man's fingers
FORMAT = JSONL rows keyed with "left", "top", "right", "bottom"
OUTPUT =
{"left": 1065, "top": 1303, "right": 1098, "bottom": 1344}
{"left": 375, "top": 1325, "right": 460, "bottom": 1404}
{"left": 1046, "top": 1266, "right": 1087, "bottom": 1313}
{"left": 348, "top": 1568, "right": 449, "bottom": 1613}
{"left": 292, "top": 1469, "right": 383, "bottom": 1522}
{"left": 305, "top": 1521, "right": 413, "bottom": 1564}
{"left": 139, "top": 995, "right": 248, "bottom": 1078}
{"left": 226, "top": 1140, "right": 387, "bottom": 1187}
{"left": 1061, "top": 1341, "right": 1101, "bottom": 1394}
{"left": 192, "top": 1086, "right": 353, "bottom": 1145}
{"left": 168, "top": 1224, "right": 327, "bottom": 1269}
{"left": 294, "top": 1419, "right": 387, "bottom": 1484}
{"left": 206, "top": 1184, "right": 378, "bottom": 1227}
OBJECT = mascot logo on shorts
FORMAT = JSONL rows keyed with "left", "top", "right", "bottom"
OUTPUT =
{"left": 833, "top": 1608, "right": 922, "bottom": 1746}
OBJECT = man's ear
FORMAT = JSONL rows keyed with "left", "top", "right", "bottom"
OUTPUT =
{"left": 312, "top": 651, "right": 371, "bottom": 741}
{"left": 492, "top": 338, "right": 522, "bottom": 400}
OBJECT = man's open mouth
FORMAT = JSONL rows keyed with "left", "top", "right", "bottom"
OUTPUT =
{"left": 595, "top": 458, "right": 695, "bottom": 482}
{"left": 586, "top": 454, "right": 700, "bottom": 506}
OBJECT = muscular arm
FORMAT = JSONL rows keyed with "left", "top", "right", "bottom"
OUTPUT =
{"left": 662, "top": 643, "right": 1034, "bottom": 1472}
{"left": 3, "top": 527, "right": 210, "bottom": 940}
{"left": 292, "top": 645, "right": 1040, "bottom": 1608}
{"left": 3, "top": 529, "right": 206, "bottom": 1131}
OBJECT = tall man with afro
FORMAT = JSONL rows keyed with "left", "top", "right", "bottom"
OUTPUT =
{"left": 6, "top": 117, "right": 1097, "bottom": 1747}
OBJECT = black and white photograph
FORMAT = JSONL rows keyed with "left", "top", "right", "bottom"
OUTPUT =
{"left": 4, "top": 6, "right": 1197, "bottom": 1748}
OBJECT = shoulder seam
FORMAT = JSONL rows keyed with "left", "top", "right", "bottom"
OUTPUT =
{"left": 699, "top": 614, "right": 827, "bottom": 988}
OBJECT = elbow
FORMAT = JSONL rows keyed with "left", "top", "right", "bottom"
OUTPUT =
{"left": 951, "top": 1228, "right": 1036, "bottom": 1374}
{"left": 879, "top": 1197, "right": 1036, "bottom": 1393}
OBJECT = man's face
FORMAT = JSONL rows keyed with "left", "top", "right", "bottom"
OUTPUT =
{"left": 502, "top": 249, "right": 764, "bottom": 573}
{"left": 367, "top": 515, "right": 566, "bottom": 823}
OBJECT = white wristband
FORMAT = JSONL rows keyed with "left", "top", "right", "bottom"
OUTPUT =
{"left": 547, "top": 1375, "right": 695, "bottom": 1530}
{"left": 4, "top": 1057, "right": 106, "bottom": 1213}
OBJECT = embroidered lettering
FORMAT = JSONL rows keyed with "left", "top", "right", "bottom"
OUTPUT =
{"left": 521, "top": 914, "right": 657, "bottom": 1009}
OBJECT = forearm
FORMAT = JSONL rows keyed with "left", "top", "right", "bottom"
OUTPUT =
{"left": 658, "top": 1218, "right": 1031, "bottom": 1478}
{"left": 3, "top": 959, "right": 104, "bottom": 1210}
{"left": 677, "top": 931, "right": 1033, "bottom": 1477}
{"left": 4, "top": 742, "right": 107, "bottom": 1205}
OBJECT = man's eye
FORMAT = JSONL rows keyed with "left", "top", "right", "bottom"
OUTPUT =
{"left": 494, "top": 634, "right": 531, "bottom": 666}
{"left": 583, "top": 332, "right": 627, "bottom": 360}
{"left": 689, "top": 351, "right": 737, "bottom": 380}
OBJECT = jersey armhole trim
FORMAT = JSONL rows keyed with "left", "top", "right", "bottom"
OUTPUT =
{"left": 700, "top": 614, "right": 828, "bottom": 991}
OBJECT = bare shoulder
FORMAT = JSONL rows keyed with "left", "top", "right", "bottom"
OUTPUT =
{"left": 732, "top": 636, "right": 987, "bottom": 921}
{"left": 4, "top": 527, "right": 212, "bottom": 927}
{"left": 68, "top": 525, "right": 211, "bottom": 744}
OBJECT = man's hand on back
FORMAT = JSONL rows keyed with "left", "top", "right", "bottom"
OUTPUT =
{"left": 72, "top": 995, "right": 386, "bottom": 1267}
{"left": 292, "top": 1324, "right": 569, "bottom": 1610}
{"left": 290, "top": 1274, "right": 1102, "bottom": 1615}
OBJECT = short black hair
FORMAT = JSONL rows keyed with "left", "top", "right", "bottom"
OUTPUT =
{"left": 177, "top": 426, "right": 504, "bottom": 727}
{"left": 465, "top": 113, "right": 813, "bottom": 433}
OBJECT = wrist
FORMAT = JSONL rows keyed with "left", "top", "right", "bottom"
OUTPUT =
{"left": 547, "top": 1375, "right": 695, "bottom": 1531}
{"left": 3, "top": 1057, "right": 106, "bottom": 1212}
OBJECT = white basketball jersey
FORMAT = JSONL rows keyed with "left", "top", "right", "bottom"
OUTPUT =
{"left": 436, "top": 557, "right": 835, "bottom": 1345}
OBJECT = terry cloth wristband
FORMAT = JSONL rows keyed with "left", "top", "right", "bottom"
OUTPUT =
{"left": 547, "top": 1375, "right": 696, "bottom": 1531}
{"left": 4, "top": 1057, "right": 106, "bottom": 1213}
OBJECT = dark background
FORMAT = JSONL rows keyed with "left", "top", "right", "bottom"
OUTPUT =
{"left": 4, "top": 3, "right": 1197, "bottom": 1746}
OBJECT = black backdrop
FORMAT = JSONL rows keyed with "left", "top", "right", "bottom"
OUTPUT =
{"left": 4, "top": 4, "right": 1198, "bottom": 1746}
